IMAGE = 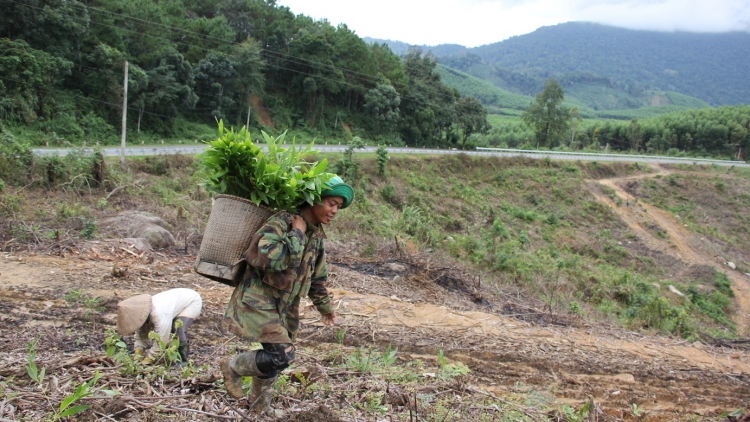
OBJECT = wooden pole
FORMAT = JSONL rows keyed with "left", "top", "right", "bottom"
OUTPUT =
{"left": 120, "top": 60, "right": 128, "bottom": 164}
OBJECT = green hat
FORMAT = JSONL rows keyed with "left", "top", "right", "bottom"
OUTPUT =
{"left": 322, "top": 175, "right": 353, "bottom": 208}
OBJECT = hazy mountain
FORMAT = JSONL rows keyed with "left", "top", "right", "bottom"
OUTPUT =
{"left": 363, "top": 37, "right": 467, "bottom": 57}
{"left": 368, "top": 23, "right": 750, "bottom": 108}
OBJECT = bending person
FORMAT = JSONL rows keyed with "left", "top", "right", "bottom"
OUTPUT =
{"left": 221, "top": 175, "right": 353, "bottom": 413}
{"left": 116, "top": 287, "right": 202, "bottom": 366}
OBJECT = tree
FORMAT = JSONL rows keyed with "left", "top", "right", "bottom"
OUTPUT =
{"left": 569, "top": 106, "right": 582, "bottom": 147}
{"left": 0, "top": 38, "right": 72, "bottom": 123}
{"left": 194, "top": 52, "right": 237, "bottom": 121}
{"left": 521, "top": 79, "right": 570, "bottom": 148}
{"left": 0, "top": 0, "right": 90, "bottom": 60}
{"left": 627, "top": 118, "right": 643, "bottom": 151}
{"left": 397, "top": 48, "right": 457, "bottom": 146}
{"left": 364, "top": 84, "right": 400, "bottom": 136}
{"left": 454, "top": 96, "right": 489, "bottom": 149}
{"left": 231, "top": 39, "right": 265, "bottom": 127}
{"left": 285, "top": 31, "right": 345, "bottom": 126}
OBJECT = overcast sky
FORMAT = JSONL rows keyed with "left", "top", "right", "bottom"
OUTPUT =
{"left": 277, "top": 0, "right": 750, "bottom": 47}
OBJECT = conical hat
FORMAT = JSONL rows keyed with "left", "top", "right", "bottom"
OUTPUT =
{"left": 116, "top": 294, "right": 152, "bottom": 335}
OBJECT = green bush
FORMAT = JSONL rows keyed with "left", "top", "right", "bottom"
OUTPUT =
{"left": 0, "top": 127, "right": 33, "bottom": 183}
{"left": 715, "top": 271, "right": 734, "bottom": 297}
{"left": 687, "top": 286, "right": 733, "bottom": 328}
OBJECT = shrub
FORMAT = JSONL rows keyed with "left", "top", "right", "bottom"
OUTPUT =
{"left": 715, "top": 271, "right": 734, "bottom": 297}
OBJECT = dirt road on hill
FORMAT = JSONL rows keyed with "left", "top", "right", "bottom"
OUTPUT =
{"left": 1, "top": 240, "right": 749, "bottom": 420}
{"left": 589, "top": 166, "right": 750, "bottom": 336}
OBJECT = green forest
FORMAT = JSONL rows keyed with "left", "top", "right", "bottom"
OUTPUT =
{"left": 0, "top": 0, "right": 489, "bottom": 147}
{"left": 2, "top": 0, "right": 750, "bottom": 161}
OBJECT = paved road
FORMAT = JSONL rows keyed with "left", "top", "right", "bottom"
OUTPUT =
{"left": 32, "top": 144, "right": 749, "bottom": 167}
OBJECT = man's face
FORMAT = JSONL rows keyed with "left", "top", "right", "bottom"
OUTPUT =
{"left": 310, "top": 196, "right": 344, "bottom": 225}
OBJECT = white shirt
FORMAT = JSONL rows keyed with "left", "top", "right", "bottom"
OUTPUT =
{"left": 134, "top": 288, "right": 202, "bottom": 357}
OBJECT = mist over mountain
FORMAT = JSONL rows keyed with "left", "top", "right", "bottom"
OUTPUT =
{"left": 367, "top": 22, "right": 750, "bottom": 108}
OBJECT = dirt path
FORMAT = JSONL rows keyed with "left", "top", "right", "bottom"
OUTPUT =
{"left": 588, "top": 166, "right": 750, "bottom": 336}
{"left": 2, "top": 252, "right": 749, "bottom": 419}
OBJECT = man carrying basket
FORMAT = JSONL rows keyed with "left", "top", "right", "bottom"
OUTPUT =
{"left": 220, "top": 175, "right": 353, "bottom": 413}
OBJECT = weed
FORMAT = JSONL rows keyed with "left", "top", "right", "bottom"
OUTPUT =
{"left": 568, "top": 301, "right": 584, "bottom": 316}
{"left": 376, "top": 145, "right": 389, "bottom": 177}
{"left": 561, "top": 401, "right": 591, "bottom": 422}
{"left": 346, "top": 347, "right": 375, "bottom": 373}
{"left": 26, "top": 339, "right": 46, "bottom": 388}
{"left": 715, "top": 271, "right": 734, "bottom": 297}
{"left": 380, "top": 184, "right": 394, "bottom": 201}
{"left": 49, "top": 370, "right": 120, "bottom": 421}
{"left": 65, "top": 289, "right": 104, "bottom": 327}
{"left": 57, "top": 202, "right": 86, "bottom": 219}
{"left": 518, "top": 232, "right": 530, "bottom": 246}
{"left": 80, "top": 218, "right": 97, "bottom": 239}
{"left": 382, "top": 345, "right": 398, "bottom": 366}
{"left": 491, "top": 218, "right": 509, "bottom": 238}
{"left": 149, "top": 320, "right": 184, "bottom": 367}
{"left": 336, "top": 328, "right": 345, "bottom": 344}
{"left": 436, "top": 349, "right": 470, "bottom": 380}
{"left": 687, "top": 286, "right": 734, "bottom": 328}
{"left": 334, "top": 137, "right": 366, "bottom": 181}
{"left": 631, "top": 403, "right": 645, "bottom": 417}
{"left": 26, "top": 339, "right": 118, "bottom": 420}
{"left": 1, "top": 194, "right": 21, "bottom": 213}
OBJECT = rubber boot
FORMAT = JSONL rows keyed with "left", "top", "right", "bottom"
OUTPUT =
{"left": 173, "top": 342, "right": 189, "bottom": 368}
{"left": 247, "top": 376, "right": 277, "bottom": 413}
{"left": 179, "top": 342, "right": 189, "bottom": 362}
{"left": 220, "top": 350, "right": 266, "bottom": 399}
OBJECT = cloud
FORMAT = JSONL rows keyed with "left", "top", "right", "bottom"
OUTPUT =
{"left": 278, "top": 0, "right": 750, "bottom": 47}
{"left": 572, "top": 0, "right": 750, "bottom": 33}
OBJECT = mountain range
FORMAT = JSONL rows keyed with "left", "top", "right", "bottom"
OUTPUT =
{"left": 366, "top": 22, "right": 750, "bottom": 111}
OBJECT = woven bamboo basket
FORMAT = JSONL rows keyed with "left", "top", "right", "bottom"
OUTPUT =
{"left": 194, "top": 194, "right": 274, "bottom": 287}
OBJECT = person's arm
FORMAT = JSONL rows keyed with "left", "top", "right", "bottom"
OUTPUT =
{"left": 143, "top": 314, "right": 171, "bottom": 360}
{"left": 133, "top": 326, "right": 148, "bottom": 353}
{"left": 245, "top": 214, "right": 305, "bottom": 272}
{"left": 308, "top": 248, "right": 334, "bottom": 321}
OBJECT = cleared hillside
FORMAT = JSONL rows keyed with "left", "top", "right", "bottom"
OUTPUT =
{"left": 1, "top": 153, "right": 749, "bottom": 420}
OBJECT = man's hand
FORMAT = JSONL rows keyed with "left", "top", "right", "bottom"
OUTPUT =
{"left": 321, "top": 312, "right": 336, "bottom": 326}
{"left": 290, "top": 215, "right": 307, "bottom": 234}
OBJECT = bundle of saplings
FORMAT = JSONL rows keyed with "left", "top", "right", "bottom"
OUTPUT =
{"left": 198, "top": 120, "right": 333, "bottom": 210}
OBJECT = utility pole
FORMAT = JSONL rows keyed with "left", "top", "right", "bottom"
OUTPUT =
{"left": 120, "top": 60, "right": 128, "bottom": 164}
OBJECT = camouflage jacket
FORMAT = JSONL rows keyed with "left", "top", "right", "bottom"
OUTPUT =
{"left": 225, "top": 211, "right": 334, "bottom": 343}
